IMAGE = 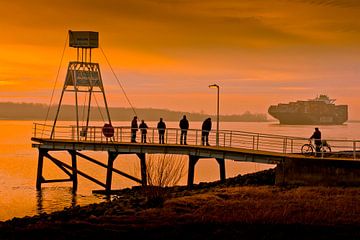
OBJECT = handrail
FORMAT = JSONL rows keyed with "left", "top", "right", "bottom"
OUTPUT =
{"left": 32, "top": 122, "right": 360, "bottom": 160}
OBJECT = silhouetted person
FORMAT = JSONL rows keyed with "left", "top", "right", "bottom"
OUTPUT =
{"left": 139, "top": 120, "right": 148, "bottom": 143}
{"left": 310, "top": 127, "right": 321, "bottom": 156}
{"left": 201, "top": 117, "right": 212, "bottom": 146}
{"left": 131, "top": 116, "right": 138, "bottom": 143}
{"left": 179, "top": 115, "right": 189, "bottom": 145}
{"left": 157, "top": 118, "right": 166, "bottom": 144}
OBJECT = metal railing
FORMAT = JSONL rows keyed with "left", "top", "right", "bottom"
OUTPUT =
{"left": 32, "top": 123, "right": 360, "bottom": 159}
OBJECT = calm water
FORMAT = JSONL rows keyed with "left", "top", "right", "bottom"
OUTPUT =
{"left": 0, "top": 120, "right": 359, "bottom": 221}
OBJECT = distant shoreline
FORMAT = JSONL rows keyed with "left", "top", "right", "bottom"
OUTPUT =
{"left": 1, "top": 102, "right": 358, "bottom": 123}
{"left": 3, "top": 118, "right": 360, "bottom": 123}
{"left": 0, "top": 118, "right": 272, "bottom": 122}
{"left": 0, "top": 102, "right": 268, "bottom": 122}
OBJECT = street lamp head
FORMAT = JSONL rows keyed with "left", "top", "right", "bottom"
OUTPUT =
{"left": 208, "top": 84, "right": 219, "bottom": 89}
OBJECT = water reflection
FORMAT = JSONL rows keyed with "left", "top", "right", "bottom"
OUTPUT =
{"left": 36, "top": 190, "right": 43, "bottom": 214}
{"left": 36, "top": 187, "right": 77, "bottom": 215}
{"left": 33, "top": 186, "right": 111, "bottom": 218}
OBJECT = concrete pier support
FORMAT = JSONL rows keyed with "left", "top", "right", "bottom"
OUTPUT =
{"left": 216, "top": 158, "right": 226, "bottom": 183}
{"left": 36, "top": 149, "right": 46, "bottom": 190}
{"left": 69, "top": 150, "right": 78, "bottom": 192}
{"left": 187, "top": 155, "right": 199, "bottom": 188}
{"left": 136, "top": 153, "right": 147, "bottom": 186}
{"left": 106, "top": 152, "right": 118, "bottom": 193}
{"left": 187, "top": 156, "right": 226, "bottom": 187}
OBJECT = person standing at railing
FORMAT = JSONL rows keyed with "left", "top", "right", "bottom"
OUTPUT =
{"left": 157, "top": 117, "right": 166, "bottom": 144}
{"left": 139, "top": 120, "right": 148, "bottom": 143}
{"left": 310, "top": 127, "right": 321, "bottom": 156}
{"left": 131, "top": 116, "right": 138, "bottom": 143}
{"left": 179, "top": 115, "right": 189, "bottom": 145}
{"left": 201, "top": 117, "right": 212, "bottom": 146}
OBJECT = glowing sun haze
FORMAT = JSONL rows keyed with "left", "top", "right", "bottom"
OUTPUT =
{"left": 0, "top": 0, "right": 359, "bottom": 118}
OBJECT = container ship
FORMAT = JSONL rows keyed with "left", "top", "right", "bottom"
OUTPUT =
{"left": 268, "top": 95, "right": 348, "bottom": 125}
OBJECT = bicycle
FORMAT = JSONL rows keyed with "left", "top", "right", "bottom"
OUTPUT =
{"left": 301, "top": 139, "right": 331, "bottom": 156}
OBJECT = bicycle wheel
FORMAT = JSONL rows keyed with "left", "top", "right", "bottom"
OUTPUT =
{"left": 322, "top": 145, "right": 331, "bottom": 153}
{"left": 301, "top": 144, "right": 314, "bottom": 156}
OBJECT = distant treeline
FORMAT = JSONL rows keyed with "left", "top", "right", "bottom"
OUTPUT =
{"left": 0, "top": 102, "right": 268, "bottom": 122}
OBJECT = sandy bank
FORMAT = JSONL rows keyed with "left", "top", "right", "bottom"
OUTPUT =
{"left": 1, "top": 168, "right": 360, "bottom": 239}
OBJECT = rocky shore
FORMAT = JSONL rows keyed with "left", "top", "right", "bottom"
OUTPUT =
{"left": 1, "top": 168, "right": 360, "bottom": 239}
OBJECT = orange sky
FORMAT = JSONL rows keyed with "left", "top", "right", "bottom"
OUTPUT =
{"left": 0, "top": 0, "right": 359, "bottom": 118}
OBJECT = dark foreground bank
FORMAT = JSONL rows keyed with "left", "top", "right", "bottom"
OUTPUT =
{"left": 1, "top": 168, "right": 360, "bottom": 240}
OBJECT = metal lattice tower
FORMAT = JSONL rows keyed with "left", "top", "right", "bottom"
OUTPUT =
{"left": 51, "top": 30, "right": 112, "bottom": 140}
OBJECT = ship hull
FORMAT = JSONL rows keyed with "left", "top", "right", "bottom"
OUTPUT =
{"left": 268, "top": 101, "right": 348, "bottom": 125}
{"left": 268, "top": 112, "right": 347, "bottom": 125}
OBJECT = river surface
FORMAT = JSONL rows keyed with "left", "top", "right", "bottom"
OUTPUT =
{"left": 0, "top": 120, "right": 359, "bottom": 221}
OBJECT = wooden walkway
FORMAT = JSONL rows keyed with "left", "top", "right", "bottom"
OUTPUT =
{"left": 32, "top": 137, "right": 283, "bottom": 193}
{"left": 31, "top": 138, "right": 290, "bottom": 163}
{"left": 31, "top": 124, "right": 360, "bottom": 193}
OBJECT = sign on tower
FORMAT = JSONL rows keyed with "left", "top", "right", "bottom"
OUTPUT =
{"left": 69, "top": 31, "right": 99, "bottom": 48}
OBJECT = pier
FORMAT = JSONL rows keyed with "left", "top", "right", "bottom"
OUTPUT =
{"left": 32, "top": 123, "right": 360, "bottom": 192}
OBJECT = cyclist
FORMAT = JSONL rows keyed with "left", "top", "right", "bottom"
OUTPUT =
{"left": 310, "top": 127, "right": 321, "bottom": 157}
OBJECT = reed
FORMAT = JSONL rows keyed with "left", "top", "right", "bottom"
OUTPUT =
{"left": 162, "top": 186, "right": 360, "bottom": 226}
{"left": 134, "top": 154, "right": 186, "bottom": 207}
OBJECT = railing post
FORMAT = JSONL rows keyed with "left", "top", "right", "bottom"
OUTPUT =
{"left": 34, "top": 123, "right": 37, "bottom": 138}
{"left": 283, "top": 138, "right": 287, "bottom": 154}
{"left": 256, "top": 134, "right": 260, "bottom": 150}
{"left": 252, "top": 136, "right": 255, "bottom": 150}
{"left": 88, "top": 127, "right": 91, "bottom": 141}
{"left": 152, "top": 129, "right": 155, "bottom": 144}
{"left": 229, "top": 131, "right": 232, "bottom": 147}
{"left": 93, "top": 128, "right": 96, "bottom": 142}
{"left": 223, "top": 133, "right": 226, "bottom": 147}
{"left": 353, "top": 141, "right": 357, "bottom": 160}
{"left": 175, "top": 129, "right": 178, "bottom": 144}
{"left": 195, "top": 130, "right": 198, "bottom": 145}
{"left": 120, "top": 128, "right": 122, "bottom": 142}
{"left": 291, "top": 139, "right": 293, "bottom": 153}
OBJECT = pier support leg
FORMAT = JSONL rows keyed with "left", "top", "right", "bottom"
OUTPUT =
{"left": 106, "top": 152, "right": 118, "bottom": 193}
{"left": 36, "top": 149, "right": 46, "bottom": 190}
{"left": 136, "top": 153, "right": 147, "bottom": 186}
{"left": 69, "top": 150, "right": 78, "bottom": 192}
{"left": 216, "top": 158, "right": 226, "bottom": 183}
{"left": 187, "top": 155, "right": 199, "bottom": 188}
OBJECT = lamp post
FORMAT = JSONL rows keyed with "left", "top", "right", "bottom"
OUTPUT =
{"left": 208, "top": 84, "right": 219, "bottom": 146}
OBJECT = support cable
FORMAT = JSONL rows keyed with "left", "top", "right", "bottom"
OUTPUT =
{"left": 93, "top": 93, "right": 105, "bottom": 123}
{"left": 81, "top": 93, "right": 88, "bottom": 128}
{"left": 99, "top": 46, "right": 138, "bottom": 117}
{"left": 42, "top": 33, "right": 68, "bottom": 137}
